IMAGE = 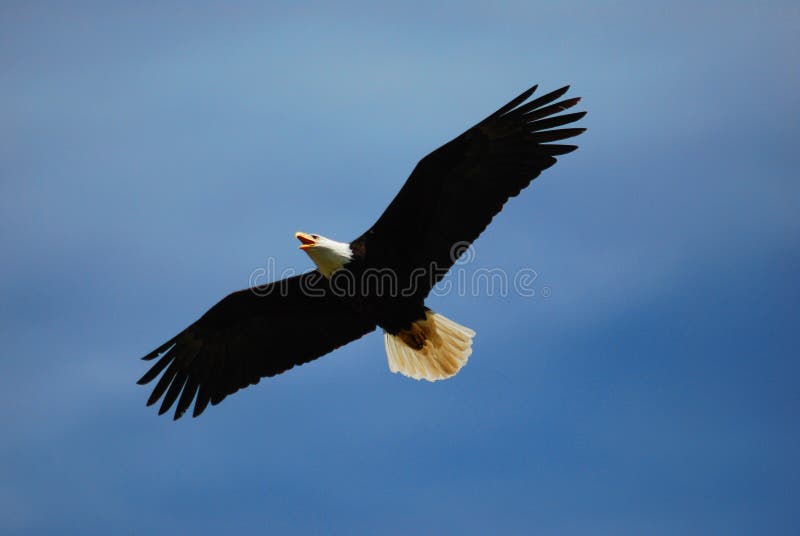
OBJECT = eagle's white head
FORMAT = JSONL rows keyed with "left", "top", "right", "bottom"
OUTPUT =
{"left": 295, "top": 232, "right": 353, "bottom": 278}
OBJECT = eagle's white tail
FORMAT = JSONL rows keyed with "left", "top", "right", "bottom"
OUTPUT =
{"left": 384, "top": 311, "right": 476, "bottom": 381}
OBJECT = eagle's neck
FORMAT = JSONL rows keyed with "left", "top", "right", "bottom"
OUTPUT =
{"left": 306, "top": 239, "right": 353, "bottom": 278}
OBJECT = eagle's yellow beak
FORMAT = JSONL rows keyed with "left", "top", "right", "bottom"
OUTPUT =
{"left": 295, "top": 232, "right": 316, "bottom": 250}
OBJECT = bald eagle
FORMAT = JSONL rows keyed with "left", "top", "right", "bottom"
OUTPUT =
{"left": 138, "top": 84, "right": 586, "bottom": 419}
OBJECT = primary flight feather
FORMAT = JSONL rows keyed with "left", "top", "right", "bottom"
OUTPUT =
{"left": 138, "top": 84, "right": 586, "bottom": 419}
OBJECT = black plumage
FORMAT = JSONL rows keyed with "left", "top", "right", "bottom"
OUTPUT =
{"left": 139, "top": 272, "right": 375, "bottom": 419}
{"left": 138, "top": 84, "right": 586, "bottom": 419}
{"left": 354, "top": 85, "right": 585, "bottom": 302}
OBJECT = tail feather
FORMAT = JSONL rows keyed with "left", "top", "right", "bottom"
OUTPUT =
{"left": 384, "top": 311, "right": 475, "bottom": 382}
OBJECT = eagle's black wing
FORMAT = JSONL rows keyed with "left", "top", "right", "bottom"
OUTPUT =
{"left": 357, "top": 85, "right": 585, "bottom": 298}
{"left": 137, "top": 272, "right": 376, "bottom": 419}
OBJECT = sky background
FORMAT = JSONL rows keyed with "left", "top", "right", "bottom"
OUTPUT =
{"left": 2, "top": 1, "right": 799, "bottom": 534}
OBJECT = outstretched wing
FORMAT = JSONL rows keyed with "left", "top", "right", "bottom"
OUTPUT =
{"left": 137, "top": 272, "right": 376, "bottom": 419}
{"left": 358, "top": 85, "right": 586, "bottom": 297}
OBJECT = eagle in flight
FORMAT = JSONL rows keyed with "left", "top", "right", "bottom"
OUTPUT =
{"left": 138, "top": 84, "right": 586, "bottom": 419}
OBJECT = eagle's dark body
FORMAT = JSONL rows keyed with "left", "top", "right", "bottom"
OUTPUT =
{"left": 138, "top": 84, "right": 586, "bottom": 419}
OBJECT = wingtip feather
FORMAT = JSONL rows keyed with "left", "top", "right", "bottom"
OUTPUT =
{"left": 146, "top": 362, "right": 178, "bottom": 406}
{"left": 542, "top": 144, "right": 579, "bottom": 156}
{"left": 493, "top": 84, "right": 538, "bottom": 117}
{"left": 141, "top": 340, "right": 176, "bottom": 361}
{"left": 136, "top": 350, "right": 174, "bottom": 385}
{"left": 533, "top": 127, "right": 586, "bottom": 143}
{"left": 158, "top": 374, "right": 188, "bottom": 416}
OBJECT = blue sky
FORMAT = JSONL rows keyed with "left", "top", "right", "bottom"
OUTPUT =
{"left": 1, "top": 1, "right": 798, "bottom": 534}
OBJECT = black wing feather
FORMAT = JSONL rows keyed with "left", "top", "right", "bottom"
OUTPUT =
{"left": 138, "top": 272, "right": 376, "bottom": 419}
{"left": 513, "top": 86, "right": 571, "bottom": 116}
{"left": 358, "top": 84, "right": 585, "bottom": 297}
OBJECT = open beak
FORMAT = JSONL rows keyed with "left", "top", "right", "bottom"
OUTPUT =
{"left": 295, "top": 232, "right": 316, "bottom": 250}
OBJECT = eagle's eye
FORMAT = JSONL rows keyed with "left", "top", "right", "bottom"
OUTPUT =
{"left": 312, "top": 234, "right": 319, "bottom": 240}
